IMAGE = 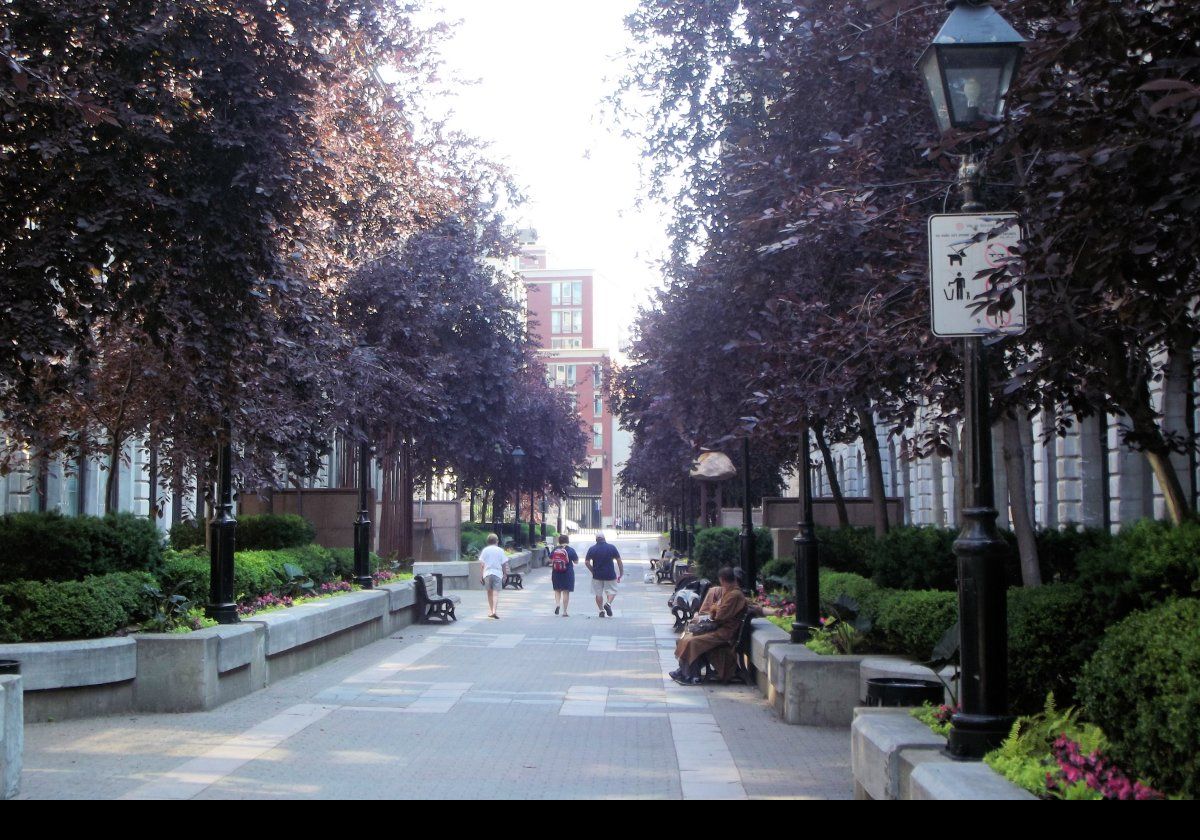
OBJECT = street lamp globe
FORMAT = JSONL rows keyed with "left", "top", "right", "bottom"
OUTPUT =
{"left": 511, "top": 446, "right": 526, "bottom": 466}
{"left": 918, "top": 1, "right": 1027, "bottom": 133}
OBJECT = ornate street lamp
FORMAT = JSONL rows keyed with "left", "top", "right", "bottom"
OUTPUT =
{"left": 206, "top": 419, "right": 238, "bottom": 624}
{"left": 918, "top": 1, "right": 1026, "bottom": 134}
{"left": 919, "top": 0, "right": 1027, "bottom": 761}
{"left": 353, "top": 441, "right": 374, "bottom": 589}
{"left": 790, "top": 423, "right": 819, "bottom": 644}
{"left": 739, "top": 437, "right": 756, "bottom": 595}
{"left": 511, "top": 446, "right": 525, "bottom": 547}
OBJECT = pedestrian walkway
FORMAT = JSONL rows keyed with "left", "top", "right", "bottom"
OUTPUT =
{"left": 16, "top": 537, "right": 851, "bottom": 799}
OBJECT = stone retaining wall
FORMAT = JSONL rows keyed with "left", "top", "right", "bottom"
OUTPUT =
{"left": 0, "top": 580, "right": 420, "bottom": 722}
{"left": 0, "top": 674, "right": 21, "bottom": 800}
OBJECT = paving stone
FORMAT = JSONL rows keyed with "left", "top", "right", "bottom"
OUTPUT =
{"left": 17, "top": 537, "right": 851, "bottom": 800}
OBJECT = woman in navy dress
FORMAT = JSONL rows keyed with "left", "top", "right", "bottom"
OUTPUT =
{"left": 550, "top": 535, "right": 579, "bottom": 617}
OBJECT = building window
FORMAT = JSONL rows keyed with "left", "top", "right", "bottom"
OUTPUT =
{"left": 551, "top": 281, "right": 583, "bottom": 306}
{"left": 548, "top": 364, "right": 576, "bottom": 387}
{"left": 593, "top": 364, "right": 602, "bottom": 388}
{"left": 594, "top": 395, "right": 602, "bottom": 416}
{"left": 550, "top": 338, "right": 582, "bottom": 349}
{"left": 593, "top": 423, "right": 603, "bottom": 449}
{"left": 551, "top": 309, "right": 582, "bottom": 335}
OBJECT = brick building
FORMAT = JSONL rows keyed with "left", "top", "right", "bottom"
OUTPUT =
{"left": 517, "top": 232, "right": 614, "bottom": 528}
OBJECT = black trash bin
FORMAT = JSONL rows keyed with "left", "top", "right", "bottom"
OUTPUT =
{"left": 864, "top": 677, "right": 944, "bottom": 708}
{"left": 0, "top": 660, "right": 19, "bottom": 675}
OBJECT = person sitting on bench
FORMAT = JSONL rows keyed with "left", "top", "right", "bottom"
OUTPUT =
{"left": 669, "top": 566, "right": 748, "bottom": 686}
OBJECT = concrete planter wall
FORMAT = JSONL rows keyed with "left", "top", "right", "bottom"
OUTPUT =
{"left": 851, "top": 708, "right": 1035, "bottom": 800}
{"left": 1, "top": 674, "right": 21, "bottom": 800}
{"left": 0, "top": 580, "right": 419, "bottom": 722}
{"left": 414, "top": 549, "right": 534, "bottom": 591}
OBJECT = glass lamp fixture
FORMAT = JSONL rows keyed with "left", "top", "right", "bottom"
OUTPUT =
{"left": 919, "top": 1, "right": 1027, "bottom": 133}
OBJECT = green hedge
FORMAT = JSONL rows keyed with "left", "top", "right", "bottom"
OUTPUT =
{"left": 1076, "top": 519, "right": 1200, "bottom": 620}
{"left": 865, "top": 525, "right": 959, "bottom": 590}
{"left": 235, "top": 514, "right": 316, "bottom": 550}
{"left": 0, "top": 571, "right": 157, "bottom": 643}
{"left": 814, "top": 526, "right": 873, "bottom": 576}
{"left": 168, "top": 519, "right": 205, "bottom": 550}
{"left": 160, "top": 544, "right": 348, "bottom": 603}
{"left": 874, "top": 589, "right": 958, "bottom": 659}
{"left": 0, "top": 511, "right": 163, "bottom": 583}
{"left": 461, "top": 523, "right": 493, "bottom": 554}
{"left": 1079, "top": 598, "right": 1200, "bottom": 798}
{"left": 818, "top": 570, "right": 888, "bottom": 618}
{"left": 1007, "top": 583, "right": 1105, "bottom": 713}
{"left": 1034, "top": 523, "right": 1110, "bottom": 584}
{"left": 692, "top": 527, "right": 773, "bottom": 581}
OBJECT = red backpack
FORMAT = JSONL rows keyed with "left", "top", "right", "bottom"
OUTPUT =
{"left": 550, "top": 546, "right": 571, "bottom": 572}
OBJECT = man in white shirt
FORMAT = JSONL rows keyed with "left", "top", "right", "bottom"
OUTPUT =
{"left": 478, "top": 533, "right": 508, "bottom": 619}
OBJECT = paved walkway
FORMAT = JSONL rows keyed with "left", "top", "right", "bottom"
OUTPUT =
{"left": 17, "top": 537, "right": 851, "bottom": 799}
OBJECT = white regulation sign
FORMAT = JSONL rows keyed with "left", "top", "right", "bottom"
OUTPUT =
{"left": 928, "top": 213, "right": 1026, "bottom": 338}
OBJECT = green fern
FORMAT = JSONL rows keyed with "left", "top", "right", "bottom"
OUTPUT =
{"left": 983, "top": 692, "right": 1108, "bottom": 797}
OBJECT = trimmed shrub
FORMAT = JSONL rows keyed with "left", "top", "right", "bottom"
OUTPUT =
{"left": 1079, "top": 598, "right": 1200, "bottom": 798}
{"left": 327, "top": 547, "right": 383, "bottom": 579}
{"left": 761, "top": 557, "right": 795, "bottom": 589}
{"left": 814, "top": 526, "right": 873, "bottom": 576}
{"left": 1076, "top": 519, "right": 1200, "bottom": 620}
{"left": 1034, "top": 524, "right": 1111, "bottom": 584}
{"left": 1007, "top": 583, "right": 1105, "bottom": 713}
{"left": 235, "top": 514, "right": 316, "bottom": 551}
{"left": 874, "top": 589, "right": 958, "bottom": 658}
{"left": 865, "top": 526, "right": 959, "bottom": 590}
{"left": 169, "top": 519, "right": 205, "bottom": 550}
{"left": 817, "top": 570, "right": 887, "bottom": 618}
{"left": 161, "top": 547, "right": 274, "bottom": 602}
{"left": 0, "top": 511, "right": 163, "bottom": 583}
{"left": 162, "top": 544, "right": 354, "bottom": 603}
{"left": 460, "top": 523, "right": 493, "bottom": 554}
{"left": 0, "top": 571, "right": 157, "bottom": 642}
{"left": 691, "top": 527, "right": 772, "bottom": 581}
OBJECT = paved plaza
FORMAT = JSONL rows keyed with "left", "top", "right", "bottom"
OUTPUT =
{"left": 16, "top": 538, "right": 851, "bottom": 799}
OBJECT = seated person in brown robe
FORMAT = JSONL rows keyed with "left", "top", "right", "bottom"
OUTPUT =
{"left": 670, "top": 567, "right": 749, "bottom": 685}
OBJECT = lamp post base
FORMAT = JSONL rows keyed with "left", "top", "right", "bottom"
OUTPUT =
{"left": 205, "top": 602, "right": 239, "bottom": 624}
{"left": 947, "top": 712, "right": 1015, "bottom": 760}
{"left": 790, "top": 622, "right": 818, "bottom": 645}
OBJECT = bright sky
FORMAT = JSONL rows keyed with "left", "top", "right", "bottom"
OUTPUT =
{"left": 423, "top": 0, "right": 669, "bottom": 355}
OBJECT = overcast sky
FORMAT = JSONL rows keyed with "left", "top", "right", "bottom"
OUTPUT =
{"left": 422, "top": 0, "right": 669, "bottom": 354}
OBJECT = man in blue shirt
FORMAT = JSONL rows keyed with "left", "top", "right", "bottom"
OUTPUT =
{"left": 585, "top": 533, "right": 624, "bottom": 618}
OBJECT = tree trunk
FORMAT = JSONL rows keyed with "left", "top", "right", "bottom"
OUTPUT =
{"left": 814, "top": 421, "right": 850, "bottom": 527}
{"left": 1003, "top": 412, "right": 1042, "bottom": 586}
{"left": 171, "top": 468, "right": 183, "bottom": 530}
{"left": 148, "top": 439, "right": 159, "bottom": 521}
{"left": 105, "top": 434, "right": 124, "bottom": 514}
{"left": 857, "top": 409, "right": 890, "bottom": 537}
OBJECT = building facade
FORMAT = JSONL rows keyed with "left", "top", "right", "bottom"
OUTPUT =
{"left": 517, "top": 233, "right": 614, "bottom": 528}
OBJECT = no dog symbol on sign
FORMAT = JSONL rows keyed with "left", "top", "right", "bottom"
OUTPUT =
{"left": 928, "top": 213, "right": 1026, "bottom": 338}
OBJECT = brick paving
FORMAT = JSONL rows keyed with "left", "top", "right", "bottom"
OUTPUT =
{"left": 16, "top": 537, "right": 851, "bottom": 799}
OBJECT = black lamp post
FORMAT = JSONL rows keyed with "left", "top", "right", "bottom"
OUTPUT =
{"left": 919, "top": 0, "right": 1026, "bottom": 760}
{"left": 739, "top": 437, "right": 756, "bottom": 594}
{"left": 527, "top": 488, "right": 536, "bottom": 547}
{"left": 353, "top": 441, "right": 374, "bottom": 589}
{"left": 540, "top": 494, "right": 548, "bottom": 543}
{"left": 791, "top": 423, "right": 819, "bottom": 644}
{"left": 511, "top": 446, "right": 526, "bottom": 547}
{"left": 206, "top": 419, "right": 238, "bottom": 624}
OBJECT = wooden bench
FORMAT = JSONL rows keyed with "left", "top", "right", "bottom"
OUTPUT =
{"left": 705, "top": 609, "right": 756, "bottom": 684}
{"left": 656, "top": 551, "right": 681, "bottom": 584}
{"left": 503, "top": 567, "right": 524, "bottom": 590}
{"left": 415, "top": 573, "right": 461, "bottom": 623}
